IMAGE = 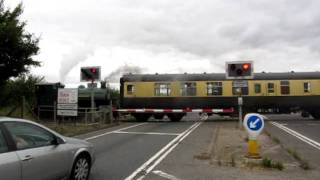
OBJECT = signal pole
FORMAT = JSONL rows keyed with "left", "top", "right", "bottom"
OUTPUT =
{"left": 236, "top": 88, "right": 243, "bottom": 129}
{"left": 225, "top": 61, "right": 253, "bottom": 129}
{"left": 91, "top": 79, "right": 95, "bottom": 122}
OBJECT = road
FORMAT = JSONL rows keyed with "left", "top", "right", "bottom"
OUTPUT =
{"left": 76, "top": 114, "right": 203, "bottom": 180}
{"left": 76, "top": 114, "right": 320, "bottom": 180}
{"left": 266, "top": 114, "right": 320, "bottom": 169}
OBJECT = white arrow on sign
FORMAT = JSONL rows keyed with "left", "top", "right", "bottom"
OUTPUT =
{"left": 249, "top": 118, "right": 260, "bottom": 129}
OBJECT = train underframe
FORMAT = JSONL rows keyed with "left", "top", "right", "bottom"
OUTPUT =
{"left": 120, "top": 96, "right": 320, "bottom": 121}
{"left": 130, "top": 113, "right": 186, "bottom": 122}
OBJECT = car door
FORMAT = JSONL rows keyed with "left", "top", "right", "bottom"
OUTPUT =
{"left": 3, "top": 121, "right": 71, "bottom": 180}
{"left": 0, "top": 124, "right": 21, "bottom": 180}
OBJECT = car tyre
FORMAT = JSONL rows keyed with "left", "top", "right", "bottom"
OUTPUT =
{"left": 70, "top": 155, "right": 91, "bottom": 180}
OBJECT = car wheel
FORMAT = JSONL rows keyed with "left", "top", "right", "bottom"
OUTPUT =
{"left": 71, "top": 155, "right": 91, "bottom": 180}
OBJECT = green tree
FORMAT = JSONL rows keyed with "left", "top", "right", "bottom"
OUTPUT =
{"left": 0, "top": 1, "right": 40, "bottom": 86}
{"left": 0, "top": 74, "right": 44, "bottom": 107}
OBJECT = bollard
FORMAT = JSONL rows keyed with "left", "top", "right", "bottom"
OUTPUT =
{"left": 243, "top": 113, "right": 264, "bottom": 159}
{"left": 247, "top": 138, "right": 261, "bottom": 158}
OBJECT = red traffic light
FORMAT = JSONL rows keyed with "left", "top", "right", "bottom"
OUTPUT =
{"left": 90, "top": 68, "right": 97, "bottom": 74}
{"left": 242, "top": 63, "right": 250, "bottom": 71}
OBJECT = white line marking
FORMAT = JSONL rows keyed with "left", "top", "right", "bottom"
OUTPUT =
{"left": 85, "top": 123, "right": 147, "bottom": 140}
{"left": 307, "top": 123, "right": 319, "bottom": 126}
{"left": 270, "top": 121, "right": 320, "bottom": 150}
{"left": 137, "top": 122, "right": 202, "bottom": 180}
{"left": 113, "top": 131, "right": 180, "bottom": 136}
{"left": 125, "top": 122, "right": 202, "bottom": 180}
{"left": 152, "top": 170, "right": 181, "bottom": 180}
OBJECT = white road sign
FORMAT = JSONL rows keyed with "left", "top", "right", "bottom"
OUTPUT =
{"left": 57, "top": 104, "right": 78, "bottom": 110}
{"left": 57, "top": 110, "right": 78, "bottom": 116}
{"left": 57, "top": 88, "right": 78, "bottom": 116}
{"left": 58, "top": 88, "right": 78, "bottom": 104}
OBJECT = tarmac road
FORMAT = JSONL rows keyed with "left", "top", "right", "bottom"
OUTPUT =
{"left": 76, "top": 114, "right": 320, "bottom": 180}
{"left": 265, "top": 114, "right": 320, "bottom": 169}
{"left": 77, "top": 115, "right": 203, "bottom": 180}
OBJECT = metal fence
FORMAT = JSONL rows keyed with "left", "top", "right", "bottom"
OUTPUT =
{"left": 36, "top": 105, "right": 115, "bottom": 125}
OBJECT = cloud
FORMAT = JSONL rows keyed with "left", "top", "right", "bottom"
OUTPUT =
{"left": 6, "top": 0, "right": 320, "bottom": 85}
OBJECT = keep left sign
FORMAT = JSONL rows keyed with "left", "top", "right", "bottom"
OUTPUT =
{"left": 243, "top": 113, "right": 265, "bottom": 139}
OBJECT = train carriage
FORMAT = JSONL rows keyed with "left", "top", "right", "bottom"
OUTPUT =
{"left": 120, "top": 72, "right": 320, "bottom": 121}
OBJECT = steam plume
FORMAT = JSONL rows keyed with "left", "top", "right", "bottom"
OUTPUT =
{"left": 105, "top": 64, "right": 144, "bottom": 83}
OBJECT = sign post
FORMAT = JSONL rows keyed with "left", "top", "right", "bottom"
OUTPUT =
{"left": 243, "top": 113, "right": 264, "bottom": 158}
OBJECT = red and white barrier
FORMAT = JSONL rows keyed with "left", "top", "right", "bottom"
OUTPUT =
{"left": 113, "top": 107, "right": 234, "bottom": 113}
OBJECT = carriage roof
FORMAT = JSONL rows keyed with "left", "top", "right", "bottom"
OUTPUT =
{"left": 122, "top": 72, "right": 320, "bottom": 82}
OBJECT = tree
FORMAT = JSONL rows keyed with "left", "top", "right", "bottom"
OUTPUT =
{"left": 0, "top": 1, "right": 40, "bottom": 86}
{"left": 0, "top": 74, "right": 44, "bottom": 107}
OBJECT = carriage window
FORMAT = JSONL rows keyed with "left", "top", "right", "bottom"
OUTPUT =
{"left": 232, "top": 81, "right": 248, "bottom": 95}
{"left": 180, "top": 82, "right": 196, "bottom": 96}
{"left": 254, "top": 83, "right": 261, "bottom": 94}
{"left": 154, "top": 83, "right": 171, "bottom": 96}
{"left": 127, "top": 85, "right": 134, "bottom": 95}
{"left": 267, "top": 83, "right": 274, "bottom": 93}
{"left": 304, "top": 82, "right": 311, "bottom": 93}
{"left": 207, "top": 82, "right": 222, "bottom": 96}
{"left": 280, "top": 81, "right": 290, "bottom": 95}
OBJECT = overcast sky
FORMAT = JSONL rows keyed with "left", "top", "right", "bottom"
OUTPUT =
{"left": 5, "top": 0, "right": 320, "bottom": 87}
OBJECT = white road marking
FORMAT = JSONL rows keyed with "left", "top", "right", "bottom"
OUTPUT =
{"left": 307, "top": 123, "right": 319, "bottom": 126}
{"left": 125, "top": 122, "right": 202, "bottom": 180}
{"left": 84, "top": 123, "right": 147, "bottom": 140}
{"left": 270, "top": 121, "right": 320, "bottom": 150}
{"left": 113, "top": 131, "right": 180, "bottom": 136}
{"left": 137, "top": 122, "right": 202, "bottom": 180}
{"left": 152, "top": 170, "right": 181, "bottom": 180}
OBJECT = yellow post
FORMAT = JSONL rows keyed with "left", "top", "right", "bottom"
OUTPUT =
{"left": 246, "top": 139, "right": 261, "bottom": 158}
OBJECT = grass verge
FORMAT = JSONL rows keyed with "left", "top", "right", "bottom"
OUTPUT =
{"left": 265, "top": 130, "right": 311, "bottom": 170}
{"left": 262, "top": 157, "right": 284, "bottom": 171}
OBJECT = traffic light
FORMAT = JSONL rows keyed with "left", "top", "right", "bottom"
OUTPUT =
{"left": 80, "top": 66, "right": 101, "bottom": 82}
{"left": 226, "top": 61, "right": 253, "bottom": 79}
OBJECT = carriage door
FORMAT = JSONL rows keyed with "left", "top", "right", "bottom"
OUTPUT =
{"left": 267, "top": 82, "right": 275, "bottom": 96}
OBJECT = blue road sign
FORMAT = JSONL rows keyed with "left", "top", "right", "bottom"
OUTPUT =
{"left": 246, "top": 115, "right": 263, "bottom": 131}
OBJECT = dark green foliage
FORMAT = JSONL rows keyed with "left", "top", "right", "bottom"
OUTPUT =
{"left": 0, "top": 1, "right": 40, "bottom": 85}
{"left": 262, "top": 158, "right": 272, "bottom": 168}
{"left": 262, "top": 157, "right": 284, "bottom": 171}
{"left": 0, "top": 74, "right": 44, "bottom": 108}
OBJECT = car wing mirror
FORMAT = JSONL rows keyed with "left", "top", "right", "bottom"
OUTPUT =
{"left": 51, "top": 136, "right": 64, "bottom": 146}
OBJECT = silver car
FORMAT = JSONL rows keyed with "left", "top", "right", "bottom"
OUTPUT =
{"left": 0, "top": 117, "right": 95, "bottom": 180}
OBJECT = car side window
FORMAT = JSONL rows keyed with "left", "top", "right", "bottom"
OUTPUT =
{"left": 0, "top": 128, "right": 9, "bottom": 153}
{"left": 4, "top": 122, "right": 55, "bottom": 150}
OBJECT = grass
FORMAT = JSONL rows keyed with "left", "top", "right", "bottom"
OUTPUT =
{"left": 300, "top": 161, "right": 311, "bottom": 170}
{"left": 265, "top": 130, "right": 310, "bottom": 170}
{"left": 287, "top": 148, "right": 302, "bottom": 161}
{"left": 272, "top": 137, "right": 281, "bottom": 144}
{"left": 231, "top": 155, "right": 236, "bottom": 167}
{"left": 262, "top": 157, "right": 284, "bottom": 171}
{"left": 286, "top": 148, "right": 311, "bottom": 170}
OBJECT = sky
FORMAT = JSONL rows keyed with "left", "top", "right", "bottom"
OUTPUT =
{"left": 5, "top": 0, "right": 320, "bottom": 87}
